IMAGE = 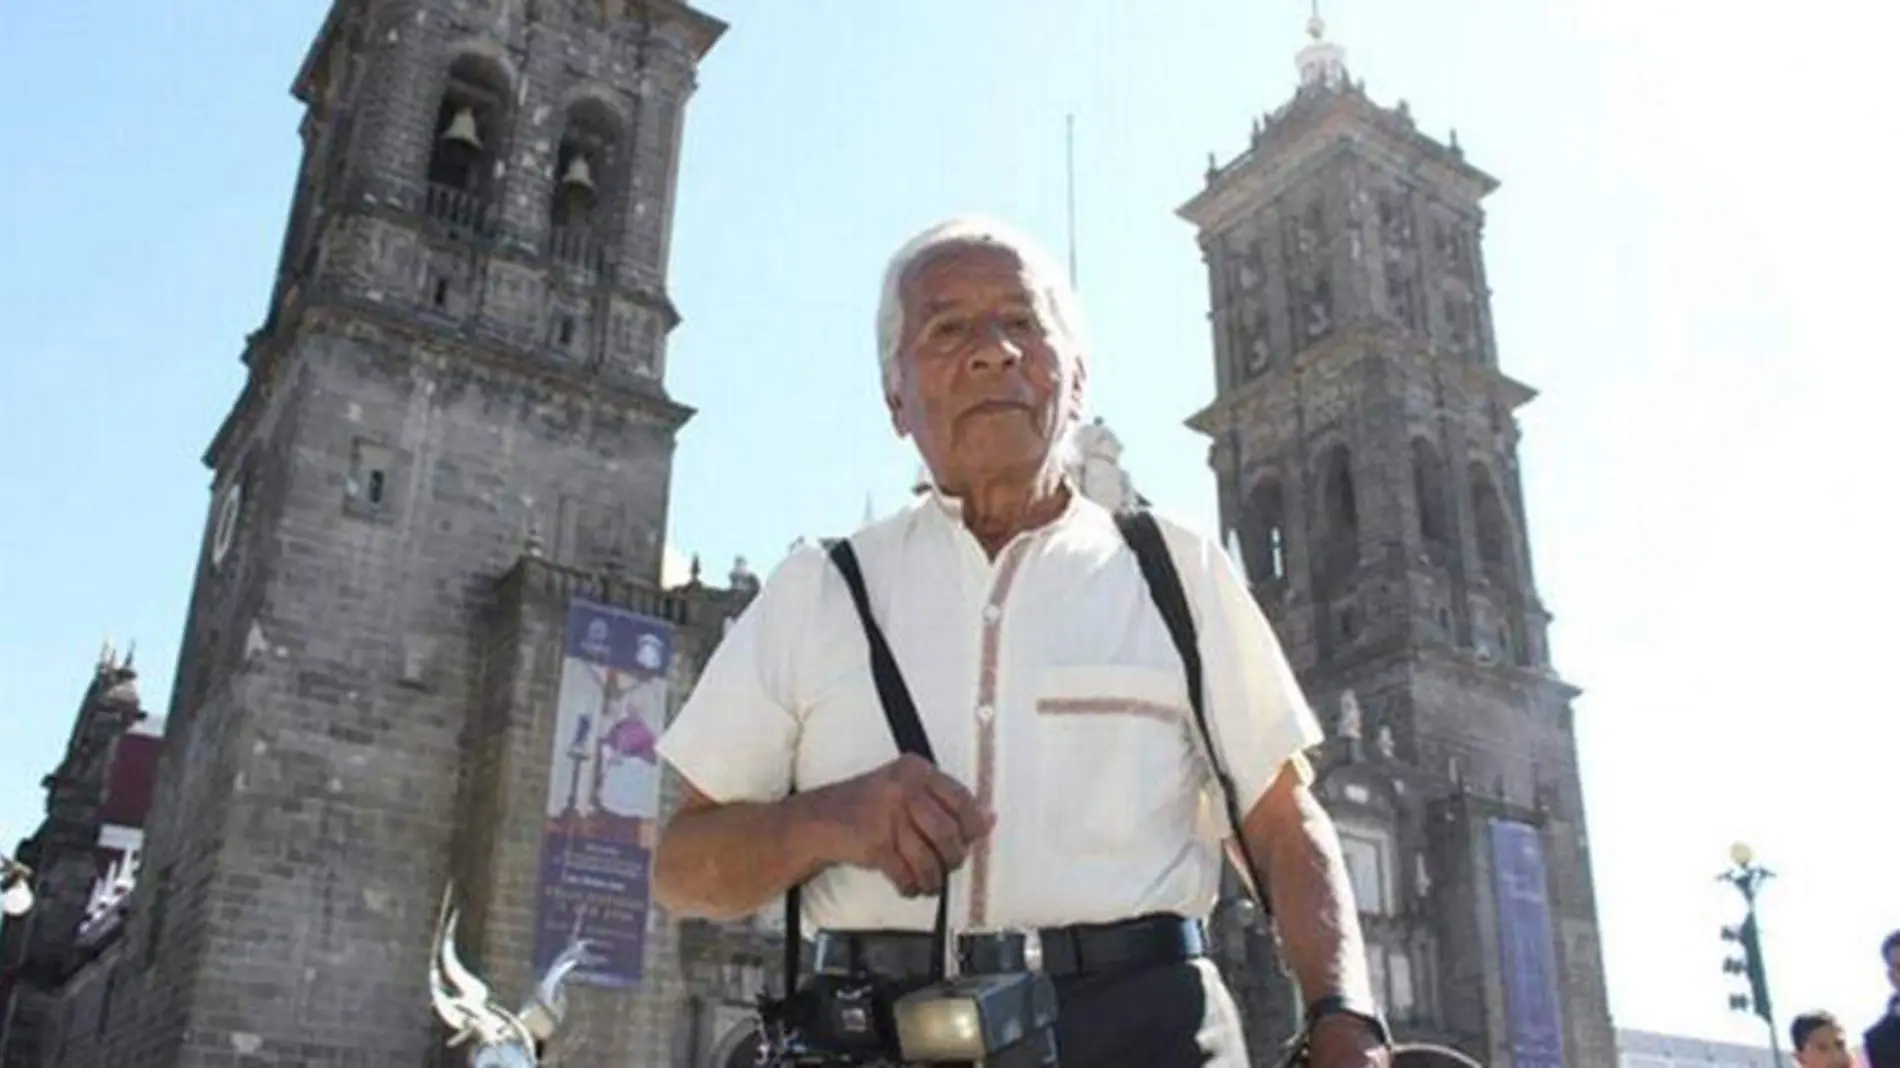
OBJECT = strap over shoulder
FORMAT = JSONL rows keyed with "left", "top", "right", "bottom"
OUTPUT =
{"left": 1112, "top": 509, "right": 1276, "bottom": 920}
{"left": 774, "top": 537, "right": 950, "bottom": 1000}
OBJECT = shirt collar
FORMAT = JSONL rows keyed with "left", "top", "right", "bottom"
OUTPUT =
{"left": 913, "top": 472, "right": 1092, "bottom": 538}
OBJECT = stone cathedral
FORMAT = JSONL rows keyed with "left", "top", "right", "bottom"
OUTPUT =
{"left": 1182, "top": 17, "right": 1615, "bottom": 1068}
{"left": 0, "top": 4, "right": 1614, "bottom": 1068}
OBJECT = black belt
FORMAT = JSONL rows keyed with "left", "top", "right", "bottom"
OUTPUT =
{"left": 811, "top": 912, "right": 1206, "bottom": 981}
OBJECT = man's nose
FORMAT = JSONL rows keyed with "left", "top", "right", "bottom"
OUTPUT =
{"left": 967, "top": 318, "right": 1022, "bottom": 369}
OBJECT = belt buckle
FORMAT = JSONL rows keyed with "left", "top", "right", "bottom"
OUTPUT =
{"left": 1021, "top": 928, "right": 1044, "bottom": 973}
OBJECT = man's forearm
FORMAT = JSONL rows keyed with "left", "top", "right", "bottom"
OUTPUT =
{"left": 653, "top": 788, "right": 841, "bottom": 921}
{"left": 1242, "top": 766, "right": 1376, "bottom": 1011}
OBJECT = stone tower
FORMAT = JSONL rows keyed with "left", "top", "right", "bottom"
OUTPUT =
{"left": 68, "top": 2, "right": 727, "bottom": 1065}
{"left": 1181, "top": 17, "right": 1614, "bottom": 1068}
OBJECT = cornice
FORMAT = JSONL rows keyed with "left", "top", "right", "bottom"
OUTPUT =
{"left": 205, "top": 290, "right": 695, "bottom": 472}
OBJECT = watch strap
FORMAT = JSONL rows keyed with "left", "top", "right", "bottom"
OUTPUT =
{"left": 1304, "top": 993, "right": 1393, "bottom": 1047}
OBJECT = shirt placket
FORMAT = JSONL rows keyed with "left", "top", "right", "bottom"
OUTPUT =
{"left": 965, "top": 537, "right": 1034, "bottom": 931}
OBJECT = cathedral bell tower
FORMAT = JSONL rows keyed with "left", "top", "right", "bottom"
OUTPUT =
{"left": 90, "top": 2, "right": 726, "bottom": 1065}
{"left": 1182, "top": 14, "right": 1615, "bottom": 1067}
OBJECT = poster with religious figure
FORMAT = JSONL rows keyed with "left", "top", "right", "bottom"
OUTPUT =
{"left": 533, "top": 598, "right": 675, "bottom": 988}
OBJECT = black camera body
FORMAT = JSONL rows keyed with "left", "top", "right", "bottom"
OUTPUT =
{"left": 754, "top": 971, "right": 914, "bottom": 1065}
{"left": 755, "top": 958, "right": 1059, "bottom": 1066}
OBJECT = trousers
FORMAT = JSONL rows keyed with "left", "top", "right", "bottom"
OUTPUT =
{"left": 1047, "top": 957, "right": 1248, "bottom": 1068}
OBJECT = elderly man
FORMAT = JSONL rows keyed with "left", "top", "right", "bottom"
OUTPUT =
{"left": 653, "top": 217, "right": 1387, "bottom": 1067}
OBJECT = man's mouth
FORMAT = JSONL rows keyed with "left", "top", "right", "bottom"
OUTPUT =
{"left": 963, "top": 399, "right": 1030, "bottom": 417}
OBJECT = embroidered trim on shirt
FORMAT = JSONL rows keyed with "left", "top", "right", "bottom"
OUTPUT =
{"left": 1036, "top": 697, "right": 1184, "bottom": 724}
{"left": 968, "top": 539, "right": 1032, "bottom": 930}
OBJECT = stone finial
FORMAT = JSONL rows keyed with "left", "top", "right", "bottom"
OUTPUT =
{"left": 523, "top": 523, "right": 546, "bottom": 559}
{"left": 729, "top": 556, "right": 758, "bottom": 593}
{"left": 689, "top": 553, "right": 703, "bottom": 585}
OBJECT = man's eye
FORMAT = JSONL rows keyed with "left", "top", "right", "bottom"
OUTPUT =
{"left": 1003, "top": 313, "right": 1041, "bottom": 332}
{"left": 929, "top": 320, "right": 965, "bottom": 339}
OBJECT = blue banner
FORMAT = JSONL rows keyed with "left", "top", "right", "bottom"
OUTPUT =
{"left": 1489, "top": 819, "right": 1566, "bottom": 1068}
{"left": 533, "top": 599, "right": 675, "bottom": 988}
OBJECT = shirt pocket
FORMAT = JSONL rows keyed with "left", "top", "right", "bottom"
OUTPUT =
{"left": 1034, "top": 665, "right": 1198, "bottom": 857}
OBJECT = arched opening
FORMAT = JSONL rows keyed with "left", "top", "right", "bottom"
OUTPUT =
{"left": 1469, "top": 461, "right": 1512, "bottom": 580}
{"left": 425, "top": 53, "right": 512, "bottom": 230}
{"left": 1319, "top": 444, "right": 1359, "bottom": 582}
{"left": 549, "top": 96, "right": 621, "bottom": 268}
{"left": 1246, "top": 479, "right": 1289, "bottom": 590}
{"left": 1411, "top": 438, "right": 1450, "bottom": 561}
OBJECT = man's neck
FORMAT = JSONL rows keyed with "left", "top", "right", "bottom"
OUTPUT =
{"left": 954, "top": 468, "right": 1071, "bottom": 558}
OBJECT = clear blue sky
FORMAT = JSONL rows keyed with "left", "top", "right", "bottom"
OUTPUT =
{"left": 1, "top": 0, "right": 1894, "bottom": 1050}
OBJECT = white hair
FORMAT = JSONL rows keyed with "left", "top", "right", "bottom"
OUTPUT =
{"left": 874, "top": 215, "right": 1090, "bottom": 399}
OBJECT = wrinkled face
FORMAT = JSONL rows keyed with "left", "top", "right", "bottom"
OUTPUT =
{"left": 1795, "top": 1023, "right": 1853, "bottom": 1068}
{"left": 886, "top": 243, "right": 1084, "bottom": 493}
{"left": 1887, "top": 942, "right": 1900, "bottom": 995}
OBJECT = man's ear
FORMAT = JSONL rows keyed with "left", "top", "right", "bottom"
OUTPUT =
{"left": 886, "top": 389, "right": 909, "bottom": 438}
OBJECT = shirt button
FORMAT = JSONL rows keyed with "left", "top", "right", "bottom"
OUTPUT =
{"left": 983, "top": 604, "right": 1002, "bottom": 623}
{"left": 976, "top": 704, "right": 995, "bottom": 723}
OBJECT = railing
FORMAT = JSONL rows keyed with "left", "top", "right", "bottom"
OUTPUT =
{"left": 423, "top": 182, "right": 493, "bottom": 236}
{"left": 547, "top": 224, "right": 607, "bottom": 274}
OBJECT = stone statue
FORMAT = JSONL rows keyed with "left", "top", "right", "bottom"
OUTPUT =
{"left": 1336, "top": 690, "right": 1363, "bottom": 742}
{"left": 1069, "top": 417, "right": 1139, "bottom": 513}
{"left": 1374, "top": 724, "right": 1396, "bottom": 760}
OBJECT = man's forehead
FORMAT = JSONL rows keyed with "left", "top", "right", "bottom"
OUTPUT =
{"left": 906, "top": 242, "right": 1037, "bottom": 288}
{"left": 918, "top": 289, "right": 1036, "bottom": 314}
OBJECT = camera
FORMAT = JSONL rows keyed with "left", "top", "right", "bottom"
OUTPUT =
{"left": 890, "top": 968, "right": 1059, "bottom": 1066}
{"left": 754, "top": 948, "right": 1060, "bottom": 1066}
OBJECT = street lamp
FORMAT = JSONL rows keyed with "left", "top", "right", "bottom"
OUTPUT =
{"left": 1717, "top": 841, "right": 1779, "bottom": 1062}
{"left": 1, "top": 852, "right": 33, "bottom": 918}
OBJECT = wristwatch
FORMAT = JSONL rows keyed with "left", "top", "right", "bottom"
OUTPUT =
{"left": 1303, "top": 994, "right": 1392, "bottom": 1047}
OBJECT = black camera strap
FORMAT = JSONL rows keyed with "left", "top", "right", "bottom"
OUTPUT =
{"left": 1113, "top": 509, "right": 1276, "bottom": 921}
{"left": 776, "top": 538, "right": 950, "bottom": 1002}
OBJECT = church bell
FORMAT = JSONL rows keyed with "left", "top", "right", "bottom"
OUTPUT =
{"left": 440, "top": 107, "right": 483, "bottom": 150}
{"left": 560, "top": 153, "right": 597, "bottom": 194}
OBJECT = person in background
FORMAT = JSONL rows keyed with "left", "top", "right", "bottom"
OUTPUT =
{"left": 1862, "top": 930, "right": 1900, "bottom": 1068}
{"left": 1790, "top": 1011, "right": 1855, "bottom": 1068}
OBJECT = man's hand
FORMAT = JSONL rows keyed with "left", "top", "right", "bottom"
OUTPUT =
{"left": 807, "top": 754, "right": 994, "bottom": 897}
{"left": 1306, "top": 1015, "right": 1390, "bottom": 1068}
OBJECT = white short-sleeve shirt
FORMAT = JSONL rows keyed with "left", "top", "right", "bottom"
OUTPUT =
{"left": 656, "top": 489, "right": 1324, "bottom": 935}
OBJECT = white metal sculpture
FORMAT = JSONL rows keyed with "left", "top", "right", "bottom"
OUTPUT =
{"left": 429, "top": 885, "right": 591, "bottom": 1067}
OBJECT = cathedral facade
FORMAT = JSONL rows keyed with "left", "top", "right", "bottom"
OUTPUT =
{"left": 0, "top": 4, "right": 1612, "bottom": 1067}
